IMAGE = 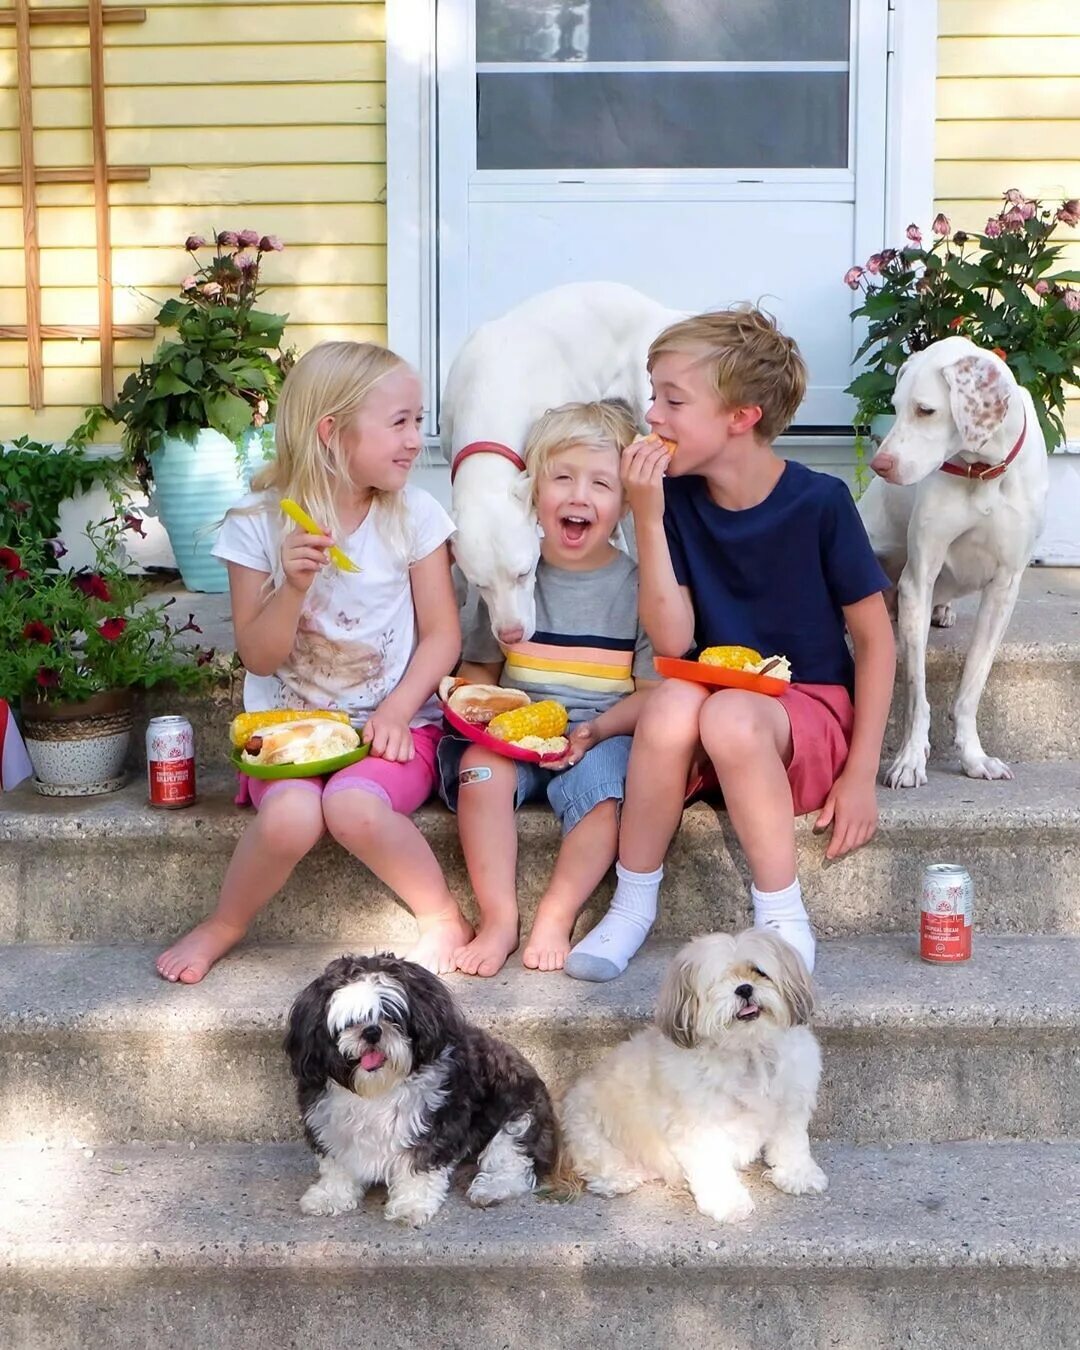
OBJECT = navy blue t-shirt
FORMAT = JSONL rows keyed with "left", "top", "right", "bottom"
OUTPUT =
{"left": 663, "top": 461, "right": 889, "bottom": 691}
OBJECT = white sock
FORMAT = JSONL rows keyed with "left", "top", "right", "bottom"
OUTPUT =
{"left": 564, "top": 862, "right": 662, "bottom": 982}
{"left": 751, "top": 878, "right": 816, "bottom": 973}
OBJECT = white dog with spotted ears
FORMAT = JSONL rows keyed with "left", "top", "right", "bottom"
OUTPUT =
{"left": 858, "top": 336, "right": 1048, "bottom": 787}
{"left": 558, "top": 931, "right": 827, "bottom": 1224}
{"left": 285, "top": 954, "right": 557, "bottom": 1227}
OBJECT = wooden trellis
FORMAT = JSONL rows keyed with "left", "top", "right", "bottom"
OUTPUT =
{"left": 0, "top": 1, "right": 153, "bottom": 409}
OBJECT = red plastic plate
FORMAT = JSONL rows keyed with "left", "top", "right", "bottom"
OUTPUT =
{"left": 441, "top": 702, "right": 568, "bottom": 765}
{"left": 654, "top": 655, "right": 788, "bottom": 697}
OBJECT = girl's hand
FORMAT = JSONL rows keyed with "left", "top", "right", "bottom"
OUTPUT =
{"left": 814, "top": 767, "right": 879, "bottom": 859}
{"left": 281, "top": 527, "right": 332, "bottom": 594}
{"left": 621, "top": 435, "right": 671, "bottom": 526}
{"left": 543, "top": 721, "right": 599, "bottom": 771}
{"left": 363, "top": 703, "right": 415, "bottom": 763}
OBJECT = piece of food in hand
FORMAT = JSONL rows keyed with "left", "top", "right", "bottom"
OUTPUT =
{"left": 659, "top": 438, "right": 677, "bottom": 456}
{"left": 279, "top": 498, "right": 360, "bottom": 573}
{"left": 240, "top": 717, "right": 360, "bottom": 766}
{"left": 517, "top": 734, "right": 570, "bottom": 756}
{"left": 488, "top": 699, "right": 569, "bottom": 745}
{"left": 743, "top": 654, "right": 792, "bottom": 682}
{"left": 229, "top": 707, "right": 352, "bottom": 749}
{"left": 699, "top": 645, "right": 764, "bottom": 670}
{"left": 442, "top": 681, "right": 531, "bottom": 726}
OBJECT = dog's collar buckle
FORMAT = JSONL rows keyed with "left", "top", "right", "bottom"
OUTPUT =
{"left": 940, "top": 409, "right": 1027, "bottom": 483}
{"left": 450, "top": 441, "right": 528, "bottom": 484}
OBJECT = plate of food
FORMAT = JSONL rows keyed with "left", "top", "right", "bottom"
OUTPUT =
{"left": 438, "top": 678, "right": 570, "bottom": 765}
{"left": 229, "top": 709, "right": 371, "bottom": 779}
{"left": 654, "top": 646, "right": 792, "bottom": 697}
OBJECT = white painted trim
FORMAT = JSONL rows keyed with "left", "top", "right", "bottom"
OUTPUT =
{"left": 884, "top": 0, "right": 938, "bottom": 241}
{"left": 475, "top": 60, "right": 849, "bottom": 74}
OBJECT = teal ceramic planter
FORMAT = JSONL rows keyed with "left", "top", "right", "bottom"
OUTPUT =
{"left": 150, "top": 429, "right": 248, "bottom": 593}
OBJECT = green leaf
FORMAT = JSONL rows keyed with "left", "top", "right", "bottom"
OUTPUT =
{"left": 204, "top": 390, "right": 252, "bottom": 442}
{"left": 151, "top": 370, "right": 194, "bottom": 397}
{"left": 184, "top": 357, "right": 205, "bottom": 384}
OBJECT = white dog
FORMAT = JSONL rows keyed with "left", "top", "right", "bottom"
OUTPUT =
{"left": 442, "top": 281, "right": 683, "bottom": 643}
{"left": 558, "top": 931, "right": 827, "bottom": 1224}
{"left": 858, "top": 336, "right": 1049, "bottom": 788}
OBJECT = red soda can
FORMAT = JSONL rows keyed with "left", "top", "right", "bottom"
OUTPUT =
{"left": 147, "top": 714, "right": 197, "bottom": 808}
{"left": 920, "top": 863, "right": 973, "bottom": 963}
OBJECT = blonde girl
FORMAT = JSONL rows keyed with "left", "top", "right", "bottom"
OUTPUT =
{"left": 156, "top": 342, "right": 471, "bottom": 983}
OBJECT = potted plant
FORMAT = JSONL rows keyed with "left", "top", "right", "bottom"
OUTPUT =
{"left": 0, "top": 506, "right": 214, "bottom": 796}
{"left": 844, "top": 191, "right": 1080, "bottom": 527}
{"left": 110, "top": 230, "right": 294, "bottom": 593}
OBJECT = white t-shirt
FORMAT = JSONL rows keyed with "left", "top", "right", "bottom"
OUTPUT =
{"left": 213, "top": 485, "right": 455, "bottom": 726}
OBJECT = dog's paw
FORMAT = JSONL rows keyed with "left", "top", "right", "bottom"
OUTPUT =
{"left": 931, "top": 602, "right": 956, "bottom": 629}
{"left": 884, "top": 743, "right": 929, "bottom": 789}
{"left": 467, "top": 1170, "right": 533, "bottom": 1208}
{"left": 384, "top": 1195, "right": 443, "bottom": 1228}
{"left": 696, "top": 1188, "right": 755, "bottom": 1224}
{"left": 299, "top": 1183, "right": 357, "bottom": 1217}
{"left": 961, "top": 753, "right": 1013, "bottom": 782}
{"left": 768, "top": 1161, "right": 828, "bottom": 1196}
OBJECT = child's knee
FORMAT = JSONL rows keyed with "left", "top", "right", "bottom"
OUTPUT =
{"left": 457, "top": 748, "right": 515, "bottom": 798}
{"left": 256, "top": 793, "right": 325, "bottom": 859}
{"left": 322, "top": 785, "right": 391, "bottom": 846}
{"left": 637, "top": 681, "right": 707, "bottom": 744}
{"left": 701, "top": 695, "right": 778, "bottom": 764}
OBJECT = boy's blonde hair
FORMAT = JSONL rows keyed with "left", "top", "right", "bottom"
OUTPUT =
{"left": 248, "top": 339, "right": 412, "bottom": 558}
{"left": 524, "top": 399, "right": 639, "bottom": 504}
{"left": 647, "top": 305, "right": 807, "bottom": 443}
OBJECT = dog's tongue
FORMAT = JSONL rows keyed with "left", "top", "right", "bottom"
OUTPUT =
{"left": 737, "top": 1002, "right": 760, "bottom": 1020}
{"left": 360, "top": 1049, "right": 386, "bottom": 1072}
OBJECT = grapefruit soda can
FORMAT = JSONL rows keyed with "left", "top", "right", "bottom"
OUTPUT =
{"left": 919, "top": 863, "right": 973, "bottom": 963}
{"left": 147, "top": 715, "right": 197, "bottom": 809}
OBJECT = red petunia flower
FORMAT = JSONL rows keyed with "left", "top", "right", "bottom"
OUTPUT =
{"left": 97, "top": 617, "right": 127, "bottom": 641}
{"left": 35, "top": 667, "right": 60, "bottom": 689}
{"left": 196, "top": 646, "right": 217, "bottom": 667}
{"left": 73, "top": 573, "right": 112, "bottom": 602}
{"left": 0, "top": 546, "right": 22, "bottom": 574}
{"left": 176, "top": 612, "right": 203, "bottom": 635}
{"left": 123, "top": 513, "right": 147, "bottom": 538}
{"left": 23, "top": 621, "right": 54, "bottom": 643}
{"left": 9, "top": 500, "right": 30, "bottom": 515}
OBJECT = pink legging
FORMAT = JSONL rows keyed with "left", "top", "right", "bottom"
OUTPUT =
{"left": 242, "top": 722, "right": 442, "bottom": 814}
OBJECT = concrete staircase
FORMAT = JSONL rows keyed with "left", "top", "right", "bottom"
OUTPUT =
{"left": 2, "top": 569, "right": 1079, "bottom": 1349}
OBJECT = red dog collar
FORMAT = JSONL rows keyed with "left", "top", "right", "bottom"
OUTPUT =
{"left": 939, "top": 409, "right": 1026, "bottom": 483}
{"left": 450, "top": 440, "right": 527, "bottom": 484}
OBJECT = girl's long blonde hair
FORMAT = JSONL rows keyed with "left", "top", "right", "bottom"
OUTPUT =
{"left": 248, "top": 340, "right": 413, "bottom": 560}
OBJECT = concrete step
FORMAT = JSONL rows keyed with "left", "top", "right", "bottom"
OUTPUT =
{"left": 2, "top": 1138, "right": 1077, "bottom": 1349}
{"left": 126, "top": 568, "right": 1080, "bottom": 770}
{"left": 2, "top": 935, "right": 1076, "bottom": 1146}
{"left": 3, "top": 764, "right": 1079, "bottom": 944}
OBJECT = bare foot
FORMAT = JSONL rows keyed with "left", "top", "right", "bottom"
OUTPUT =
{"left": 522, "top": 900, "right": 580, "bottom": 972}
{"left": 454, "top": 918, "right": 519, "bottom": 977}
{"left": 408, "top": 909, "right": 474, "bottom": 976}
{"left": 156, "top": 918, "right": 247, "bottom": 984}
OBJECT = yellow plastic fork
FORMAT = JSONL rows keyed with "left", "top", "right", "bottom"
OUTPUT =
{"left": 280, "top": 498, "right": 360, "bottom": 573}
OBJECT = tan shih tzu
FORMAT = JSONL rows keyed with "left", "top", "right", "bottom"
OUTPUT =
{"left": 559, "top": 930, "right": 827, "bottom": 1223}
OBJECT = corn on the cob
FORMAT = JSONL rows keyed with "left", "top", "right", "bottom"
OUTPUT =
{"left": 279, "top": 499, "right": 360, "bottom": 573}
{"left": 487, "top": 699, "right": 569, "bottom": 744}
{"left": 229, "top": 708, "right": 351, "bottom": 749}
{"left": 699, "top": 645, "right": 763, "bottom": 670}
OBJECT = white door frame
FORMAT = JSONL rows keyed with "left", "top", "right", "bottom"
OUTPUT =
{"left": 386, "top": 0, "right": 938, "bottom": 440}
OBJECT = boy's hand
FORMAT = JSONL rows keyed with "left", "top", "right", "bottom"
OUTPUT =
{"left": 622, "top": 435, "right": 670, "bottom": 525}
{"left": 814, "top": 767, "right": 879, "bottom": 859}
{"left": 363, "top": 702, "right": 415, "bottom": 763}
{"left": 543, "top": 721, "right": 600, "bottom": 771}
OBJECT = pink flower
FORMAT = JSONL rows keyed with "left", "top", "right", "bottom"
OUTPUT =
{"left": 238, "top": 228, "right": 261, "bottom": 247}
{"left": 984, "top": 218, "right": 1003, "bottom": 238}
{"left": 865, "top": 253, "right": 884, "bottom": 275}
{"left": 1004, "top": 188, "right": 1025, "bottom": 205}
{"left": 185, "top": 235, "right": 206, "bottom": 251}
{"left": 217, "top": 230, "right": 240, "bottom": 247}
{"left": 97, "top": 617, "right": 127, "bottom": 642}
{"left": 843, "top": 265, "right": 864, "bottom": 289}
{"left": 235, "top": 252, "right": 257, "bottom": 271}
{"left": 1003, "top": 207, "right": 1028, "bottom": 231}
{"left": 1064, "top": 289, "right": 1080, "bottom": 312}
{"left": 258, "top": 235, "right": 284, "bottom": 252}
{"left": 180, "top": 275, "right": 198, "bottom": 292}
{"left": 906, "top": 224, "right": 923, "bottom": 244}
{"left": 1056, "top": 199, "right": 1080, "bottom": 227}
{"left": 1020, "top": 201, "right": 1036, "bottom": 220}
{"left": 1034, "top": 280, "right": 1051, "bottom": 295}
{"left": 932, "top": 213, "right": 951, "bottom": 236}
{"left": 202, "top": 282, "right": 223, "bottom": 298}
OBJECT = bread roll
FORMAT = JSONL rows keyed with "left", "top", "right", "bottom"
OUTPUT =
{"left": 444, "top": 682, "right": 530, "bottom": 726}
{"left": 242, "top": 718, "right": 360, "bottom": 766}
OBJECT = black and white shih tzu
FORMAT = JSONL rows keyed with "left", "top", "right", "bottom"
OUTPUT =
{"left": 284, "top": 953, "right": 558, "bottom": 1227}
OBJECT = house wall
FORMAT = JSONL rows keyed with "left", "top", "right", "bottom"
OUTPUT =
{"left": 0, "top": 0, "right": 387, "bottom": 444}
{"left": 938, "top": 0, "right": 1080, "bottom": 437}
{"left": 2, "top": 1, "right": 1079, "bottom": 444}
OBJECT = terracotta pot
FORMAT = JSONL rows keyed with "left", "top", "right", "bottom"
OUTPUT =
{"left": 20, "top": 689, "right": 134, "bottom": 797}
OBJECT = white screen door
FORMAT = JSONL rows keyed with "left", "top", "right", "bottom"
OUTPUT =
{"left": 435, "top": 0, "right": 889, "bottom": 429}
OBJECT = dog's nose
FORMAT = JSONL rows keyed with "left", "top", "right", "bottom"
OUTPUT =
{"left": 498, "top": 625, "right": 525, "bottom": 645}
{"left": 734, "top": 983, "right": 753, "bottom": 1000}
{"left": 869, "top": 451, "right": 896, "bottom": 478}
{"left": 360, "top": 1024, "right": 382, "bottom": 1045}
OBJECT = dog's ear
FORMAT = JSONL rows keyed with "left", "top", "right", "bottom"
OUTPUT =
{"left": 655, "top": 953, "right": 700, "bottom": 1049}
{"left": 402, "top": 964, "right": 463, "bottom": 1066}
{"left": 761, "top": 935, "right": 815, "bottom": 1027}
{"left": 942, "top": 353, "right": 1011, "bottom": 455}
{"left": 509, "top": 472, "right": 536, "bottom": 517}
{"left": 284, "top": 978, "right": 334, "bottom": 1090}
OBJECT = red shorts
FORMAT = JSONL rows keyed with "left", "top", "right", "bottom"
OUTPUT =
{"left": 685, "top": 682, "right": 854, "bottom": 817}
{"left": 236, "top": 723, "right": 443, "bottom": 815}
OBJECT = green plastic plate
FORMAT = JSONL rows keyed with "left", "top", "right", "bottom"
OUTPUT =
{"left": 232, "top": 742, "right": 370, "bottom": 780}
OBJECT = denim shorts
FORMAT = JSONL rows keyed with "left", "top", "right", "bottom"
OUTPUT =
{"left": 436, "top": 732, "right": 632, "bottom": 835}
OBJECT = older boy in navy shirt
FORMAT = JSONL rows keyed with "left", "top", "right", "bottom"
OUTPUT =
{"left": 565, "top": 307, "right": 896, "bottom": 980}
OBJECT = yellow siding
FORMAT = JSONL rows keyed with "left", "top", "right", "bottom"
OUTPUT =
{"left": 0, "top": 0, "right": 387, "bottom": 442}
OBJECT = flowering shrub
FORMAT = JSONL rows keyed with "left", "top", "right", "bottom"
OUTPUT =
{"left": 845, "top": 190, "right": 1080, "bottom": 448}
{"left": 0, "top": 507, "right": 215, "bottom": 706}
{"left": 111, "top": 230, "right": 295, "bottom": 483}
